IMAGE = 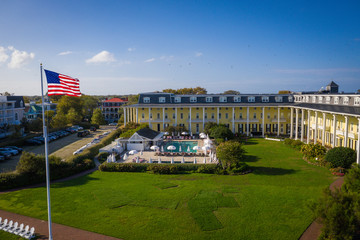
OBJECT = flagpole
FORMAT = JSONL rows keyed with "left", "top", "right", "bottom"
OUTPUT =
{"left": 40, "top": 63, "right": 53, "bottom": 240}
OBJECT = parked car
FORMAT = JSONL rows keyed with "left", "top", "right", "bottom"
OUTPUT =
{"left": 0, "top": 148, "right": 18, "bottom": 156}
{"left": 77, "top": 130, "right": 90, "bottom": 137}
{"left": 0, "top": 155, "right": 5, "bottom": 161}
{"left": 90, "top": 126, "right": 97, "bottom": 131}
{"left": 25, "top": 139, "right": 42, "bottom": 145}
{"left": 108, "top": 123, "right": 117, "bottom": 126}
{"left": 7, "top": 146, "right": 23, "bottom": 152}
{"left": 0, "top": 151, "right": 12, "bottom": 159}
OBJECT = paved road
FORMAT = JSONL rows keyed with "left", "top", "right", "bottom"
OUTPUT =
{"left": 0, "top": 126, "right": 115, "bottom": 173}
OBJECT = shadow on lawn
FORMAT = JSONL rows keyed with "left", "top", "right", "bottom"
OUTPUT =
{"left": 241, "top": 139, "right": 258, "bottom": 145}
{"left": 242, "top": 154, "right": 259, "bottom": 162}
{"left": 52, "top": 174, "right": 100, "bottom": 188}
{"left": 251, "top": 166, "right": 297, "bottom": 175}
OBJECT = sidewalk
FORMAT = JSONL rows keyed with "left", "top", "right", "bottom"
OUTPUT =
{"left": 0, "top": 209, "right": 121, "bottom": 240}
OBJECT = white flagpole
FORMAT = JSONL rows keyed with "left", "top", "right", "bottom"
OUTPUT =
{"left": 40, "top": 63, "right": 53, "bottom": 240}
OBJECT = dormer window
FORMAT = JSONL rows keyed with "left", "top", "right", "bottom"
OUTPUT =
{"left": 318, "top": 96, "right": 323, "bottom": 103}
{"left": 355, "top": 97, "right": 360, "bottom": 106}
{"left": 143, "top": 97, "right": 150, "bottom": 103}
{"left": 334, "top": 97, "right": 339, "bottom": 104}
{"left": 288, "top": 96, "right": 293, "bottom": 102}
{"left": 248, "top": 96, "right": 255, "bottom": 102}
{"left": 174, "top": 97, "right": 181, "bottom": 103}
{"left": 312, "top": 96, "right": 316, "bottom": 103}
{"left": 206, "top": 97, "right": 213, "bottom": 103}
{"left": 220, "top": 96, "right": 227, "bottom": 102}
{"left": 275, "top": 96, "right": 283, "bottom": 102}
{"left": 325, "top": 96, "right": 331, "bottom": 103}
{"left": 262, "top": 96, "right": 269, "bottom": 102}
{"left": 233, "top": 96, "right": 241, "bottom": 102}
{"left": 159, "top": 97, "right": 166, "bottom": 103}
{"left": 306, "top": 96, "right": 310, "bottom": 102}
{"left": 343, "top": 97, "right": 349, "bottom": 105}
{"left": 190, "top": 97, "right": 197, "bottom": 103}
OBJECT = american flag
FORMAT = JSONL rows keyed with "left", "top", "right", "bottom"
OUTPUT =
{"left": 44, "top": 69, "right": 81, "bottom": 97}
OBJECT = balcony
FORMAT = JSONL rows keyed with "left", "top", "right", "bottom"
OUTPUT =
{"left": 270, "top": 118, "right": 287, "bottom": 123}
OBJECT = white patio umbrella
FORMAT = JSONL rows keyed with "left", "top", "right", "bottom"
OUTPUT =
{"left": 136, "top": 156, "right": 140, "bottom": 163}
{"left": 167, "top": 145, "right": 176, "bottom": 152}
{"left": 164, "top": 132, "right": 169, "bottom": 135}
{"left": 199, "top": 133, "right": 207, "bottom": 139}
{"left": 181, "top": 156, "right": 185, "bottom": 163}
{"left": 179, "top": 145, "right": 182, "bottom": 152}
{"left": 193, "top": 146, "right": 201, "bottom": 151}
{"left": 129, "top": 150, "right": 137, "bottom": 155}
{"left": 187, "top": 146, "right": 191, "bottom": 152}
{"left": 149, "top": 157, "right": 153, "bottom": 163}
{"left": 123, "top": 153, "right": 128, "bottom": 160}
{"left": 181, "top": 132, "right": 188, "bottom": 135}
{"left": 193, "top": 157, "right": 197, "bottom": 164}
{"left": 171, "top": 157, "right": 174, "bottom": 164}
{"left": 140, "top": 150, "right": 143, "bottom": 155}
{"left": 158, "top": 157, "right": 161, "bottom": 164}
{"left": 161, "top": 145, "right": 164, "bottom": 152}
{"left": 150, "top": 145, "right": 159, "bottom": 151}
{"left": 112, "top": 154, "right": 116, "bottom": 162}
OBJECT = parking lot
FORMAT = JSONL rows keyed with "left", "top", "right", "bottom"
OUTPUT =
{"left": 0, "top": 126, "right": 115, "bottom": 173}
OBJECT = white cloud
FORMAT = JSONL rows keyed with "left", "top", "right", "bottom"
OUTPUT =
{"left": 144, "top": 58, "right": 155, "bottom": 63}
{"left": 86, "top": 50, "right": 116, "bottom": 63}
{"left": 195, "top": 52, "right": 203, "bottom": 57}
{"left": 58, "top": 51, "right": 72, "bottom": 56}
{"left": 127, "top": 47, "right": 136, "bottom": 52}
{"left": 0, "top": 46, "right": 9, "bottom": 63}
{"left": 7, "top": 47, "right": 35, "bottom": 69}
{"left": 159, "top": 55, "right": 174, "bottom": 61}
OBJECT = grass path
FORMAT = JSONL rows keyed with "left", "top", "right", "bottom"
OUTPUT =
{"left": 0, "top": 138, "right": 334, "bottom": 240}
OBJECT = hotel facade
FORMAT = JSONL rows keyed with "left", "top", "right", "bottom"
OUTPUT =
{"left": 124, "top": 82, "right": 360, "bottom": 164}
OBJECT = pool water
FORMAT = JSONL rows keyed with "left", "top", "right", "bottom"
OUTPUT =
{"left": 163, "top": 141, "right": 198, "bottom": 153}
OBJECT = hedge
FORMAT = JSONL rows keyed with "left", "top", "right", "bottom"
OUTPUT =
{"left": 325, "top": 147, "right": 356, "bottom": 169}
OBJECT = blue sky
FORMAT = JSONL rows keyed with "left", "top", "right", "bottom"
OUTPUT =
{"left": 1, "top": 0, "right": 360, "bottom": 95}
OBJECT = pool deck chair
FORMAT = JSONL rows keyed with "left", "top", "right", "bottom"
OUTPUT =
{"left": 24, "top": 227, "right": 35, "bottom": 239}
{"left": 8, "top": 221, "right": 18, "bottom": 233}
{"left": 3, "top": 220, "right": 13, "bottom": 232}
{"left": 0, "top": 218, "right": 8, "bottom": 230}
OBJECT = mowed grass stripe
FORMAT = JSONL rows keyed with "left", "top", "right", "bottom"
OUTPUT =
{"left": 0, "top": 138, "right": 334, "bottom": 240}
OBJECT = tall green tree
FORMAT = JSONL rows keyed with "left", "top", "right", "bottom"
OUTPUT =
{"left": 81, "top": 95, "right": 99, "bottom": 119}
{"left": 67, "top": 107, "right": 82, "bottom": 125}
{"left": 216, "top": 141, "right": 246, "bottom": 169}
{"left": 91, "top": 109, "right": 106, "bottom": 125}
{"left": 51, "top": 112, "right": 67, "bottom": 128}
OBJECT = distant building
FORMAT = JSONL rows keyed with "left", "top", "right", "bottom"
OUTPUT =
{"left": 0, "top": 96, "right": 25, "bottom": 138}
{"left": 24, "top": 101, "right": 57, "bottom": 121}
{"left": 101, "top": 97, "right": 128, "bottom": 123}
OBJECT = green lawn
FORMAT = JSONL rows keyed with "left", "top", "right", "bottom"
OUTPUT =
{"left": 0, "top": 138, "right": 335, "bottom": 240}
{"left": 0, "top": 231, "right": 26, "bottom": 239}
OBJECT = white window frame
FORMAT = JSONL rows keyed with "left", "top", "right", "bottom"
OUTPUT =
{"left": 318, "top": 96, "right": 323, "bottom": 103}
{"left": 275, "top": 96, "right": 283, "bottom": 102}
{"left": 354, "top": 97, "right": 360, "bottom": 106}
{"left": 288, "top": 96, "right": 293, "bottom": 102}
{"left": 262, "top": 96, "right": 269, "bottom": 102}
{"left": 174, "top": 97, "right": 181, "bottom": 103}
{"left": 234, "top": 96, "right": 241, "bottom": 102}
{"left": 190, "top": 97, "right": 197, "bottom": 103}
{"left": 343, "top": 97, "right": 349, "bottom": 105}
{"left": 312, "top": 96, "right": 316, "bottom": 103}
{"left": 334, "top": 97, "right": 339, "bottom": 104}
{"left": 248, "top": 96, "right": 255, "bottom": 102}
{"left": 206, "top": 97, "right": 213, "bottom": 103}
{"left": 220, "top": 96, "right": 227, "bottom": 103}
{"left": 159, "top": 97, "right": 166, "bottom": 103}
{"left": 143, "top": 97, "right": 150, "bottom": 103}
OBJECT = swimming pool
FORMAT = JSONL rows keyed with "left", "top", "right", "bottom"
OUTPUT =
{"left": 163, "top": 141, "right": 198, "bottom": 153}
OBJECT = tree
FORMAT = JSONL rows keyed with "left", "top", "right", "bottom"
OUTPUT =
{"left": 162, "top": 87, "right": 207, "bottom": 95}
{"left": 56, "top": 96, "right": 83, "bottom": 115}
{"left": 216, "top": 141, "right": 246, "bottom": 169}
{"left": 204, "top": 122, "right": 218, "bottom": 135}
{"left": 67, "top": 108, "right": 82, "bottom": 125}
{"left": 51, "top": 112, "right": 67, "bottom": 128}
{"left": 210, "top": 125, "right": 234, "bottom": 140}
{"left": 223, "top": 90, "right": 240, "bottom": 95}
{"left": 126, "top": 94, "right": 139, "bottom": 105}
{"left": 118, "top": 114, "right": 124, "bottom": 125}
{"left": 325, "top": 147, "right": 356, "bottom": 169}
{"left": 278, "top": 90, "right": 291, "bottom": 94}
{"left": 81, "top": 95, "right": 99, "bottom": 120}
{"left": 91, "top": 109, "right": 106, "bottom": 125}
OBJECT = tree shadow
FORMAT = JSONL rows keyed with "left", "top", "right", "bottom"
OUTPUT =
{"left": 251, "top": 166, "right": 297, "bottom": 175}
{"left": 51, "top": 174, "right": 100, "bottom": 188}
{"left": 241, "top": 139, "right": 258, "bottom": 145}
{"left": 242, "top": 154, "right": 259, "bottom": 162}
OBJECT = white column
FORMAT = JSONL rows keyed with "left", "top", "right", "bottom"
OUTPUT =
{"left": 301, "top": 109, "right": 304, "bottom": 142}
{"left": 322, "top": 113, "right": 326, "bottom": 146}
{"left": 290, "top": 108, "right": 294, "bottom": 138}
{"left": 277, "top": 107, "right": 280, "bottom": 136}
{"left": 135, "top": 108, "right": 138, "bottom": 124}
{"left": 162, "top": 107, "right": 165, "bottom": 130}
{"left": 295, "top": 108, "right": 299, "bottom": 140}
{"left": 123, "top": 107, "right": 127, "bottom": 126}
{"left": 232, "top": 107, "right": 235, "bottom": 133}
{"left": 262, "top": 107, "right": 265, "bottom": 137}
{"left": 357, "top": 118, "right": 360, "bottom": 164}
{"left": 314, "top": 111, "right": 318, "bottom": 144}
{"left": 246, "top": 107, "right": 250, "bottom": 136}
{"left": 217, "top": 107, "right": 219, "bottom": 124}
{"left": 333, "top": 115, "right": 337, "bottom": 147}
{"left": 189, "top": 107, "right": 192, "bottom": 133}
{"left": 175, "top": 108, "right": 178, "bottom": 127}
{"left": 344, "top": 116, "right": 348, "bottom": 147}
{"left": 148, "top": 107, "right": 151, "bottom": 128}
{"left": 307, "top": 110, "right": 310, "bottom": 144}
{"left": 202, "top": 107, "right": 205, "bottom": 131}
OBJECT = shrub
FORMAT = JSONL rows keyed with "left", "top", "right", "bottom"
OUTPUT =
{"left": 343, "top": 166, "right": 360, "bottom": 193}
{"left": 300, "top": 143, "right": 327, "bottom": 160}
{"left": 229, "top": 162, "right": 249, "bottom": 174}
{"left": 284, "top": 138, "right": 294, "bottom": 145}
{"left": 196, "top": 164, "right": 219, "bottom": 174}
{"left": 147, "top": 165, "right": 179, "bottom": 174}
{"left": 97, "top": 152, "right": 110, "bottom": 163}
{"left": 210, "top": 125, "right": 234, "bottom": 140}
{"left": 290, "top": 140, "right": 304, "bottom": 150}
{"left": 325, "top": 147, "right": 356, "bottom": 169}
{"left": 99, "top": 163, "right": 148, "bottom": 172}
{"left": 216, "top": 141, "right": 246, "bottom": 169}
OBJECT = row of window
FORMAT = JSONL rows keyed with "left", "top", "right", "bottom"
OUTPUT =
{"left": 295, "top": 95, "right": 360, "bottom": 106}
{"left": 144, "top": 96, "right": 290, "bottom": 103}
{"left": 141, "top": 112, "right": 286, "bottom": 120}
